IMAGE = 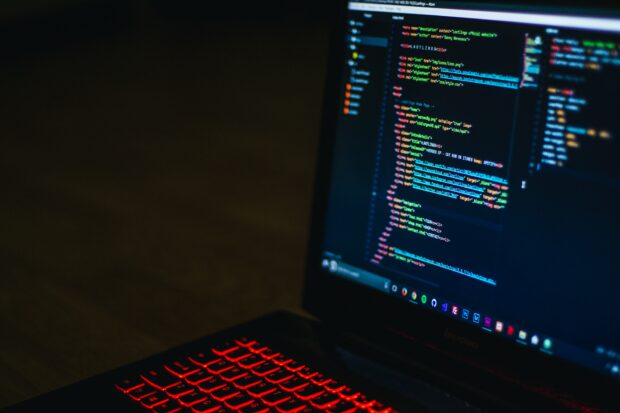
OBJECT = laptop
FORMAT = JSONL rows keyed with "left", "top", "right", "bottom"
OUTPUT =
{"left": 4, "top": 0, "right": 619, "bottom": 411}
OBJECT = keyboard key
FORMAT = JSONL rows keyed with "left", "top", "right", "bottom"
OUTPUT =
{"left": 235, "top": 338, "right": 257, "bottom": 348}
{"left": 238, "top": 401, "right": 271, "bottom": 413}
{"left": 262, "top": 389, "right": 291, "bottom": 406}
{"left": 353, "top": 395, "right": 375, "bottom": 408}
{"left": 207, "top": 359, "right": 235, "bottom": 374}
{"left": 327, "top": 400, "right": 357, "bottom": 413}
{"left": 272, "top": 355, "right": 292, "bottom": 366}
{"left": 338, "top": 387, "right": 359, "bottom": 401}
{"left": 324, "top": 381, "right": 345, "bottom": 393}
{"left": 279, "top": 377, "right": 308, "bottom": 392}
{"left": 224, "top": 393, "right": 254, "bottom": 409}
{"left": 141, "top": 392, "right": 170, "bottom": 408}
{"left": 252, "top": 361, "right": 280, "bottom": 376}
{"left": 178, "top": 390, "right": 208, "bottom": 407}
{"left": 211, "top": 385, "right": 241, "bottom": 401}
{"left": 295, "top": 384, "right": 324, "bottom": 400}
{"left": 225, "top": 348, "right": 252, "bottom": 362}
{"left": 247, "top": 381, "right": 278, "bottom": 398}
{"left": 265, "top": 370, "right": 294, "bottom": 384}
{"left": 152, "top": 400, "right": 183, "bottom": 413}
{"left": 309, "top": 392, "right": 340, "bottom": 409}
{"left": 259, "top": 348, "right": 280, "bottom": 360}
{"left": 166, "top": 360, "right": 200, "bottom": 377}
{"left": 274, "top": 398, "right": 306, "bottom": 413}
{"left": 239, "top": 355, "right": 266, "bottom": 369}
{"left": 166, "top": 382, "right": 195, "bottom": 398}
{"left": 283, "top": 361, "right": 304, "bottom": 372}
{"left": 297, "top": 367, "right": 318, "bottom": 380}
{"left": 191, "top": 398, "right": 222, "bottom": 413}
{"left": 233, "top": 374, "right": 262, "bottom": 390}
{"left": 128, "top": 384, "right": 157, "bottom": 400}
{"left": 189, "top": 352, "right": 220, "bottom": 368}
{"left": 212, "top": 342, "right": 239, "bottom": 356}
{"left": 310, "top": 374, "right": 331, "bottom": 386}
{"left": 248, "top": 343, "right": 269, "bottom": 354}
{"left": 220, "top": 367, "right": 248, "bottom": 382}
{"left": 142, "top": 368, "right": 182, "bottom": 390}
{"left": 186, "top": 369, "right": 213, "bottom": 385}
{"left": 367, "top": 403, "right": 392, "bottom": 413}
{"left": 199, "top": 377, "right": 227, "bottom": 393}
{"left": 115, "top": 377, "right": 144, "bottom": 393}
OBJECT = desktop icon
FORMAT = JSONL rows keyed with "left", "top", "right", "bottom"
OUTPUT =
{"left": 483, "top": 316, "right": 492, "bottom": 328}
{"left": 531, "top": 335, "right": 540, "bottom": 346}
{"left": 543, "top": 338, "right": 553, "bottom": 350}
{"left": 451, "top": 305, "right": 459, "bottom": 316}
{"left": 421, "top": 294, "right": 427, "bottom": 304}
{"left": 401, "top": 287, "right": 408, "bottom": 297}
{"left": 430, "top": 298, "right": 437, "bottom": 308}
{"left": 495, "top": 321, "right": 504, "bottom": 333}
{"left": 518, "top": 330, "right": 527, "bottom": 341}
{"left": 391, "top": 284, "right": 398, "bottom": 293}
{"left": 441, "top": 303, "right": 449, "bottom": 312}
{"left": 507, "top": 325, "right": 515, "bottom": 336}
{"left": 411, "top": 291, "right": 418, "bottom": 301}
{"left": 473, "top": 313, "right": 481, "bottom": 324}
{"left": 462, "top": 309, "right": 470, "bottom": 320}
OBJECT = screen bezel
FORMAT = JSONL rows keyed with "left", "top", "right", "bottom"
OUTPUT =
{"left": 303, "top": 0, "right": 619, "bottom": 408}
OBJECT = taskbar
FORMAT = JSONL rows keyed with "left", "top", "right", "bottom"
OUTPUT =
{"left": 321, "top": 253, "right": 620, "bottom": 380}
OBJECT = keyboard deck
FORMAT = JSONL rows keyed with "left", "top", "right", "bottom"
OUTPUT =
{"left": 115, "top": 337, "right": 397, "bottom": 413}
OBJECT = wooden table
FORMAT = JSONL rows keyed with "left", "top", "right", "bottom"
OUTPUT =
{"left": 0, "top": 7, "right": 328, "bottom": 407}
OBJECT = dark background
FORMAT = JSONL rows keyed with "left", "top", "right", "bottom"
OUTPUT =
{"left": 0, "top": 0, "right": 334, "bottom": 407}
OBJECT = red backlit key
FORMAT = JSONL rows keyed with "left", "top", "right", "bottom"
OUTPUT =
{"left": 225, "top": 348, "right": 252, "bottom": 362}
{"left": 142, "top": 368, "right": 182, "bottom": 390}
{"left": 327, "top": 400, "right": 357, "bottom": 413}
{"left": 166, "top": 360, "right": 200, "bottom": 377}
{"left": 178, "top": 390, "right": 207, "bottom": 407}
{"left": 295, "top": 384, "right": 324, "bottom": 400}
{"left": 338, "top": 387, "right": 359, "bottom": 401}
{"left": 152, "top": 400, "right": 183, "bottom": 413}
{"left": 259, "top": 348, "right": 280, "bottom": 360}
{"left": 275, "top": 398, "right": 306, "bottom": 413}
{"left": 211, "top": 385, "right": 241, "bottom": 402}
{"left": 207, "top": 359, "right": 235, "bottom": 375}
{"left": 247, "top": 381, "right": 278, "bottom": 398}
{"left": 191, "top": 398, "right": 222, "bottom": 413}
{"left": 235, "top": 337, "right": 257, "bottom": 348}
{"left": 212, "top": 342, "right": 239, "bottom": 356}
{"left": 239, "top": 401, "right": 271, "bottom": 413}
{"left": 248, "top": 342, "right": 269, "bottom": 354}
{"left": 284, "top": 361, "right": 304, "bottom": 372}
{"left": 166, "top": 382, "right": 194, "bottom": 398}
{"left": 128, "top": 384, "right": 157, "bottom": 400}
{"left": 199, "top": 377, "right": 227, "bottom": 393}
{"left": 353, "top": 395, "right": 375, "bottom": 408}
{"left": 297, "top": 367, "right": 318, "bottom": 379}
{"left": 220, "top": 367, "right": 248, "bottom": 382}
{"left": 262, "top": 389, "right": 291, "bottom": 406}
{"left": 310, "top": 374, "right": 331, "bottom": 386}
{"left": 239, "top": 354, "right": 266, "bottom": 369}
{"left": 279, "top": 377, "right": 309, "bottom": 392}
{"left": 141, "top": 392, "right": 170, "bottom": 408}
{"left": 115, "top": 377, "right": 144, "bottom": 393}
{"left": 225, "top": 393, "right": 254, "bottom": 409}
{"left": 368, "top": 403, "right": 392, "bottom": 413}
{"left": 252, "top": 361, "right": 280, "bottom": 376}
{"left": 324, "top": 381, "right": 345, "bottom": 393}
{"left": 233, "top": 374, "right": 262, "bottom": 390}
{"left": 272, "top": 355, "right": 292, "bottom": 366}
{"left": 265, "top": 370, "right": 294, "bottom": 384}
{"left": 189, "top": 352, "right": 220, "bottom": 368}
{"left": 309, "top": 392, "right": 340, "bottom": 409}
{"left": 186, "top": 369, "right": 213, "bottom": 385}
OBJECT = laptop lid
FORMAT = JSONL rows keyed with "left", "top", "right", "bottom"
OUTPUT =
{"left": 304, "top": 0, "right": 619, "bottom": 409}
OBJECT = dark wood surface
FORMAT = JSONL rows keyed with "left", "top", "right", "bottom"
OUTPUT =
{"left": 0, "top": 5, "right": 328, "bottom": 407}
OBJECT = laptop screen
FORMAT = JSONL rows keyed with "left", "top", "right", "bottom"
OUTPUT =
{"left": 320, "top": 0, "right": 620, "bottom": 379}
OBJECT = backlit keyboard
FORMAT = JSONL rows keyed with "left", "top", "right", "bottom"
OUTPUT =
{"left": 115, "top": 337, "right": 397, "bottom": 413}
